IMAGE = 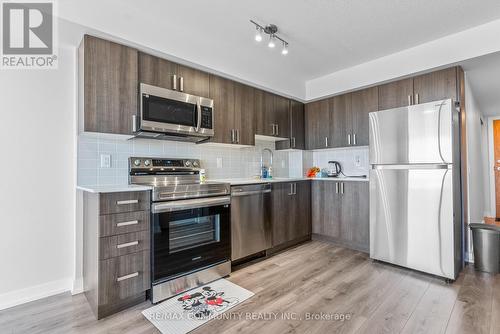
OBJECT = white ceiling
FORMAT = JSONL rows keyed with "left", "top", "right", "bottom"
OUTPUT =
{"left": 58, "top": 0, "right": 500, "bottom": 99}
{"left": 461, "top": 52, "right": 500, "bottom": 116}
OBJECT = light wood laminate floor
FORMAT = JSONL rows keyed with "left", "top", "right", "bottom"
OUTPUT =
{"left": 0, "top": 241, "right": 498, "bottom": 334}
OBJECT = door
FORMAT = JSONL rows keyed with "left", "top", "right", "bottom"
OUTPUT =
{"left": 82, "top": 35, "right": 138, "bottom": 135}
{"left": 378, "top": 78, "right": 414, "bottom": 110}
{"left": 209, "top": 75, "right": 235, "bottom": 144}
{"left": 351, "top": 87, "right": 378, "bottom": 146}
{"left": 274, "top": 95, "right": 291, "bottom": 138}
{"left": 346, "top": 182, "right": 370, "bottom": 251}
{"left": 413, "top": 67, "right": 457, "bottom": 104}
{"left": 305, "top": 99, "right": 330, "bottom": 149}
{"left": 311, "top": 181, "right": 342, "bottom": 237}
{"left": 177, "top": 64, "right": 210, "bottom": 97}
{"left": 254, "top": 90, "right": 275, "bottom": 136}
{"left": 234, "top": 83, "right": 255, "bottom": 146}
{"left": 138, "top": 52, "right": 177, "bottom": 90}
{"left": 369, "top": 99, "right": 453, "bottom": 165}
{"left": 370, "top": 167, "right": 455, "bottom": 278}
{"left": 330, "top": 94, "right": 352, "bottom": 147}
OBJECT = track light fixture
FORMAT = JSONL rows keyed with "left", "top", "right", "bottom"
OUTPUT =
{"left": 250, "top": 20, "right": 289, "bottom": 55}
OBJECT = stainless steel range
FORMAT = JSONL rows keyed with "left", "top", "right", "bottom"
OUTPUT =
{"left": 129, "top": 157, "right": 231, "bottom": 304}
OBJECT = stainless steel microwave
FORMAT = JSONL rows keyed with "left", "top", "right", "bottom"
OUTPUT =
{"left": 134, "top": 83, "right": 214, "bottom": 142}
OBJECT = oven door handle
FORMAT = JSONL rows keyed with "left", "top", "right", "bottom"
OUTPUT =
{"left": 152, "top": 196, "right": 231, "bottom": 213}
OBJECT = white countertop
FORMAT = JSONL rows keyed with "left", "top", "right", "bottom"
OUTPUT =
{"left": 209, "top": 176, "right": 368, "bottom": 185}
{"left": 76, "top": 184, "right": 153, "bottom": 193}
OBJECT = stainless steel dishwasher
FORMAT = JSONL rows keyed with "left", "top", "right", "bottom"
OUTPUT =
{"left": 231, "top": 183, "right": 272, "bottom": 261}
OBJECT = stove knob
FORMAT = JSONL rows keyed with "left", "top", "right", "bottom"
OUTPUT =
{"left": 185, "top": 160, "right": 192, "bottom": 167}
{"left": 192, "top": 161, "right": 199, "bottom": 167}
{"left": 144, "top": 159, "right": 151, "bottom": 167}
{"left": 133, "top": 159, "right": 141, "bottom": 166}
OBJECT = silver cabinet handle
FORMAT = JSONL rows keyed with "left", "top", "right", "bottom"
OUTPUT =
{"left": 117, "top": 272, "right": 139, "bottom": 282}
{"left": 408, "top": 95, "right": 412, "bottom": 106}
{"left": 116, "top": 241, "right": 139, "bottom": 249}
{"left": 179, "top": 76, "right": 184, "bottom": 92}
{"left": 132, "top": 115, "right": 137, "bottom": 133}
{"left": 230, "top": 129, "right": 235, "bottom": 143}
{"left": 275, "top": 124, "right": 279, "bottom": 136}
{"left": 291, "top": 137, "right": 296, "bottom": 148}
{"left": 335, "top": 182, "right": 339, "bottom": 194}
{"left": 348, "top": 134, "right": 351, "bottom": 145}
{"left": 293, "top": 183, "right": 297, "bottom": 195}
{"left": 116, "top": 199, "right": 138, "bottom": 205}
{"left": 116, "top": 220, "right": 139, "bottom": 227}
{"left": 325, "top": 137, "right": 328, "bottom": 147}
{"left": 353, "top": 133, "right": 357, "bottom": 145}
{"left": 415, "top": 93, "right": 419, "bottom": 104}
{"left": 340, "top": 182, "right": 345, "bottom": 194}
{"left": 271, "top": 124, "right": 275, "bottom": 136}
{"left": 236, "top": 129, "right": 240, "bottom": 143}
{"left": 289, "top": 183, "right": 294, "bottom": 195}
{"left": 172, "top": 74, "right": 177, "bottom": 90}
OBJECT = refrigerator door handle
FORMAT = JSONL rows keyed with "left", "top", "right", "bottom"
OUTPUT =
{"left": 372, "top": 164, "right": 450, "bottom": 170}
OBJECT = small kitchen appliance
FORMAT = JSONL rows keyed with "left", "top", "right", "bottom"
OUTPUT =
{"left": 327, "top": 161, "right": 342, "bottom": 177}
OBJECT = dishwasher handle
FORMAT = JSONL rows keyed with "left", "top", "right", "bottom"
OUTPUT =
{"left": 231, "top": 189, "right": 271, "bottom": 197}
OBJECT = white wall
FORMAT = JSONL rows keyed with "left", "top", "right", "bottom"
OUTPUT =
{"left": 0, "top": 47, "right": 76, "bottom": 310}
{"left": 464, "top": 76, "right": 488, "bottom": 222}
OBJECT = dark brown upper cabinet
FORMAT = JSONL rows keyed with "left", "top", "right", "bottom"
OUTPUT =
{"left": 79, "top": 35, "right": 138, "bottom": 135}
{"left": 276, "top": 100, "right": 305, "bottom": 150}
{"left": 233, "top": 82, "right": 255, "bottom": 146}
{"left": 138, "top": 53, "right": 209, "bottom": 97}
{"left": 273, "top": 95, "right": 291, "bottom": 139}
{"left": 351, "top": 87, "right": 378, "bottom": 146}
{"left": 305, "top": 99, "right": 330, "bottom": 150}
{"left": 330, "top": 94, "right": 352, "bottom": 147}
{"left": 209, "top": 75, "right": 235, "bottom": 144}
{"left": 378, "top": 77, "right": 414, "bottom": 110}
{"left": 255, "top": 89, "right": 276, "bottom": 136}
{"left": 413, "top": 67, "right": 458, "bottom": 104}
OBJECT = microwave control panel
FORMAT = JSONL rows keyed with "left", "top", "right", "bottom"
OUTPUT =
{"left": 200, "top": 106, "right": 213, "bottom": 129}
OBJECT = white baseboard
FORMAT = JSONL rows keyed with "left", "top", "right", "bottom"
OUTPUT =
{"left": 0, "top": 278, "right": 72, "bottom": 311}
{"left": 72, "top": 277, "right": 83, "bottom": 295}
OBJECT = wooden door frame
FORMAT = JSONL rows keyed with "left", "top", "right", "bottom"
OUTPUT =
{"left": 487, "top": 116, "right": 500, "bottom": 217}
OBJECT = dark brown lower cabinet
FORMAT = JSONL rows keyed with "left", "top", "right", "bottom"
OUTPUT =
{"left": 272, "top": 181, "right": 311, "bottom": 247}
{"left": 311, "top": 180, "right": 369, "bottom": 252}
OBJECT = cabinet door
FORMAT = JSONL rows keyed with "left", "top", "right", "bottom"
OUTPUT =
{"left": 177, "top": 64, "right": 210, "bottom": 97}
{"left": 343, "top": 182, "right": 369, "bottom": 252}
{"left": 234, "top": 83, "right": 255, "bottom": 146}
{"left": 209, "top": 75, "right": 235, "bottom": 144}
{"left": 330, "top": 94, "right": 352, "bottom": 147}
{"left": 378, "top": 78, "right": 413, "bottom": 110}
{"left": 274, "top": 95, "right": 290, "bottom": 138}
{"left": 276, "top": 100, "right": 305, "bottom": 150}
{"left": 305, "top": 99, "right": 330, "bottom": 149}
{"left": 81, "top": 35, "right": 138, "bottom": 135}
{"left": 311, "top": 181, "right": 342, "bottom": 238}
{"left": 413, "top": 67, "right": 457, "bottom": 104}
{"left": 271, "top": 182, "right": 291, "bottom": 246}
{"left": 254, "top": 90, "right": 275, "bottom": 136}
{"left": 138, "top": 52, "right": 177, "bottom": 90}
{"left": 292, "top": 181, "right": 311, "bottom": 239}
{"left": 351, "top": 87, "right": 378, "bottom": 146}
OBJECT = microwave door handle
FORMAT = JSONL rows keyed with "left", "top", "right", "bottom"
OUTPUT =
{"left": 196, "top": 100, "right": 202, "bottom": 132}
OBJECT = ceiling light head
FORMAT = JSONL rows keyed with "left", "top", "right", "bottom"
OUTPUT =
{"left": 281, "top": 42, "right": 288, "bottom": 55}
{"left": 268, "top": 34, "right": 276, "bottom": 48}
{"left": 254, "top": 26, "right": 262, "bottom": 42}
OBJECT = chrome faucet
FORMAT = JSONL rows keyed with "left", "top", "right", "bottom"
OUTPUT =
{"left": 260, "top": 148, "right": 273, "bottom": 179}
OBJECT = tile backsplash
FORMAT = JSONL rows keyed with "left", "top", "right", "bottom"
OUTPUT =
{"left": 77, "top": 136, "right": 294, "bottom": 186}
{"left": 303, "top": 146, "right": 369, "bottom": 177}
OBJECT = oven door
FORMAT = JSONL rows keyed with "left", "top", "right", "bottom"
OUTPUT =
{"left": 140, "top": 83, "right": 200, "bottom": 136}
{"left": 151, "top": 196, "right": 231, "bottom": 284}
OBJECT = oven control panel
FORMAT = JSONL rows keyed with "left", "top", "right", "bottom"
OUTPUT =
{"left": 129, "top": 157, "right": 201, "bottom": 170}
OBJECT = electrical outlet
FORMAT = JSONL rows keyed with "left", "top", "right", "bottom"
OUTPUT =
{"left": 354, "top": 155, "right": 361, "bottom": 167}
{"left": 216, "top": 157, "right": 223, "bottom": 169}
{"left": 100, "top": 154, "right": 111, "bottom": 168}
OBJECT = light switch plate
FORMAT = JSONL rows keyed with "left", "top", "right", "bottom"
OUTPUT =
{"left": 100, "top": 154, "right": 111, "bottom": 168}
{"left": 216, "top": 157, "right": 223, "bottom": 169}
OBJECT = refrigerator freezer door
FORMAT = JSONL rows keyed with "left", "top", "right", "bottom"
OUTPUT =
{"left": 369, "top": 166, "right": 455, "bottom": 278}
{"left": 369, "top": 99, "right": 453, "bottom": 165}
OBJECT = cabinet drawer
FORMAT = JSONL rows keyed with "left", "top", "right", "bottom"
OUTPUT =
{"left": 100, "top": 231, "right": 150, "bottom": 260}
{"left": 98, "top": 251, "right": 150, "bottom": 306}
{"left": 99, "top": 211, "right": 150, "bottom": 237}
{"left": 99, "top": 191, "right": 150, "bottom": 214}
